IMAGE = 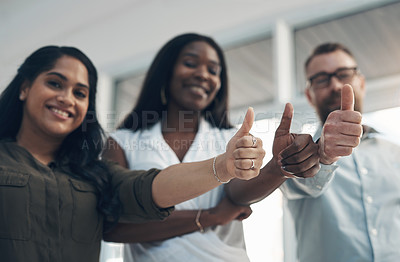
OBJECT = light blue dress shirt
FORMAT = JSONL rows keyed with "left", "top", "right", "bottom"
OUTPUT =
{"left": 280, "top": 127, "right": 400, "bottom": 262}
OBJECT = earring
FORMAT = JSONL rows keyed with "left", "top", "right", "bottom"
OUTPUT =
{"left": 19, "top": 93, "right": 25, "bottom": 101}
{"left": 160, "top": 86, "right": 167, "bottom": 105}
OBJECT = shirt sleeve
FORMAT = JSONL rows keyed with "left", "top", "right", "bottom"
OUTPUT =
{"left": 105, "top": 160, "right": 174, "bottom": 223}
{"left": 280, "top": 163, "right": 339, "bottom": 200}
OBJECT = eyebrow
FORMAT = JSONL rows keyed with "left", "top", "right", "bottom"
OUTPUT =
{"left": 182, "top": 52, "right": 220, "bottom": 66}
{"left": 46, "top": 72, "right": 89, "bottom": 89}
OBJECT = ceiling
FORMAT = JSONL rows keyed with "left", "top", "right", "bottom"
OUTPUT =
{"left": 294, "top": 2, "right": 400, "bottom": 113}
{"left": 1, "top": 0, "right": 399, "bottom": 122}
{"left": 294, "top": 2, "right": 400, "bottom": 87}
{"left": 0, "top": 0, "right": 393, "bottom": 82}
{"left": 114, "top": 1, "right": 400, "bottom": 116}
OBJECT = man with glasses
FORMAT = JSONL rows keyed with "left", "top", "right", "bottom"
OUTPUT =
{"left": 280, "top": 43, "right": 400, "bottom": 262}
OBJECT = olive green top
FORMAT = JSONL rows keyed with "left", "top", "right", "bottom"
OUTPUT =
{"left": 0, "top": 139, "right": 173, "bottom": 262}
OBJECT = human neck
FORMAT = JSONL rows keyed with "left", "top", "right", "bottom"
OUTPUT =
{"left": 162, "top": 106, "right": 201, "bottom": 134}
{"left": 16, "top": 129, "right": 62, "bottom": 166}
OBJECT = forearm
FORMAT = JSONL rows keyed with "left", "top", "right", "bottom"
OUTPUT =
{"left": 152, "top": 156, "right": 230, "bottom": 208}
{"left": 226, "top": 158, "right": 286, "bottom": 206}
{"left": 104, "top": 209, "right": 221, "bottom": 243}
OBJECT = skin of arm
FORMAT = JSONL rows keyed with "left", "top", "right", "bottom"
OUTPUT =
{"left": 103, "top": 195, "right": 252, "bottom": 243}
{"left": 102, "top": 108, "right": 261, "bottom": 242}
{"left": 150, "top": 108, "right": 264, "bottom": 208}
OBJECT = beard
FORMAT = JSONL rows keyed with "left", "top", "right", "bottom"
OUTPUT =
{"left": 317, "top": 90, "right": 362, "bottom": 124}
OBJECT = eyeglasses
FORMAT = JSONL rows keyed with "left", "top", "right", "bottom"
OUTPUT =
{"left": 307, "top": 67, "right": 358, "bottom": 89}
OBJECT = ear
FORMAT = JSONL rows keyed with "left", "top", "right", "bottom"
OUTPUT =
{"left": 358, "top": 74, "right": 366, "bottom": 97}
{"left": 305, "top": 87, "right": 314, "bottom": 107}
{"left": 19, "top": 80, "right": 30, "bottom": 101}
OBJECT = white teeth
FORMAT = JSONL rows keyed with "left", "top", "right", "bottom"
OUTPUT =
{"left": 51, "top": 108, "right": 69, "bottom": 117}
{"left": 191, "top": 86, "right": 207, "bottom": 93}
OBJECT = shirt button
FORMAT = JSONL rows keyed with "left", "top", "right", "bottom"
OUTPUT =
{"left": 366, "top": 196, "right": 373, "bottom": 203}
{"left": 371, "top": 228, "right": 378, "bottom": 236}
{"left": 360, "top": 167, "right": 368, "bottom": 175}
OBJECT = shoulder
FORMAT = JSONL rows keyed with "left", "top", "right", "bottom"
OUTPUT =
{"left": 111, "top": 123, "right": 161, "bottom": 142}
{"left": 364, "top": 127, "right": 400, "bottom": 151}
{"left": 0, "top": 141, "right": 13, "bottom": 164}
{"left": 215, "top": 127, "right": 237, "bottom": 142}
{"left": 0, "top": 138, "right": 14, "bottom": 148}
{"left": 108, "top": 128, "right": 146, "bottom": 150}
{"left": 0, "top": 139, "right": 22, "bottom": 159}
{"left": 110, "top": 129, "right": 136, "bottom": 142}
{"left": 0, "top": 139, "right": 8, "bottom": 152}
{"left": 369, "top": 136, "right": 400, "bottom": 158}
{"left": 200, "top": 119, "right": 237, "bottom": 140}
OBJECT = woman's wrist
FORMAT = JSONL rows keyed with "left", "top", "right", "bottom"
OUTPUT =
{"left": 214, "top": 154, "right": 233, "bottom": 183}
{"left": 213, "top": 155, "right": 231, "bottom": 184}
{"left": 200, "top": 208, "right": 222, "bottom": 227}
{"left": 264, "top": 157, "right": 289, "bottom": 180}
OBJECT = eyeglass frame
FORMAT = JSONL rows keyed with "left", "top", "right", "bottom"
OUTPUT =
{"left": 306, "top": 67, "right": 359, "bottom": 89}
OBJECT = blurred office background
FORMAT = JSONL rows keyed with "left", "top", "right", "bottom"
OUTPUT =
{"left": 1, "top": 0, "right": 399, "bottom": 261}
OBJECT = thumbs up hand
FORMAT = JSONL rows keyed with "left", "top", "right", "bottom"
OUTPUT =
{"left": 273, "top": 103, "right": 320, "bottom": 178}
{"left": 340, "top": 83, "right": 355, "bottom": 111}
{"left": 318, "top": 84, "right": 363, "bottom": 164}
{"left": 217, "top": 107, "right": 266, "bottom": 182}
{"left": 223, "top": 104, "right": 320, "bottom": 206}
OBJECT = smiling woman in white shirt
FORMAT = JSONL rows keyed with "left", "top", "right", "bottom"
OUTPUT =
{"left": 102, "top": 33, "right": 323, "bottom": 262}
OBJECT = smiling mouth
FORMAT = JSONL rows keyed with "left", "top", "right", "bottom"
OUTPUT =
{"left": 188, "top": 85, "right": 210, "bottom": 94}
{"left": 48, "top": 106, "right": 71, "bottom": 118}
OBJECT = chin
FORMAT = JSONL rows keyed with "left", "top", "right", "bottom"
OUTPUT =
{"left": 44, "top": 125, "right": 76, "bottom": 140}
{"left": 183, "top": 102, "right": 207, "bottom": 112}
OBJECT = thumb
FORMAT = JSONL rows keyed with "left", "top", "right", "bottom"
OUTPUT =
{"left": 276, "top": 103, "right": 293, "bottom": 136}
{"left": 341, "top": 84, "right": 355, "bottom": 111}
{"left": 235, "top": 107, "right": 254, "bottom": 137}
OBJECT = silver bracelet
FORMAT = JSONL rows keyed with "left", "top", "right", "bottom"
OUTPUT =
{"left": 213, "top": 156, "right": 230, "bottom": 184}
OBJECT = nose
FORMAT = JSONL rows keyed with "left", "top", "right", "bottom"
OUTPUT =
{"left": 329, "top": 75, "right": 343, "bottom": 92}
{"left": 56, "top": 89, "right": 74, "bottom": 106}
{"left": 194, "top": 65, "right": 209, "bottom": 81}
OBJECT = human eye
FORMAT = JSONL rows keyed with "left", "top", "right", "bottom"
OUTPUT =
{"left": 313, "top": 74, "right": 329, "bottom": 85}
{"left": 74, "top": 89, "right": 88, "bottom": 99}
{"left": 208, "top": 65, "right": 220, "bottom": 76}
{"left": 183, "top": 59, "right": 197, "bottom": 68}
{"left": 47, "top": 80, "right": 62, "bottom": 89}
{"left": 208, "top": 68, "right": 217, "bottom": 75}
{"left": 337, "top": 69, "right": 353, "bottom": 80}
